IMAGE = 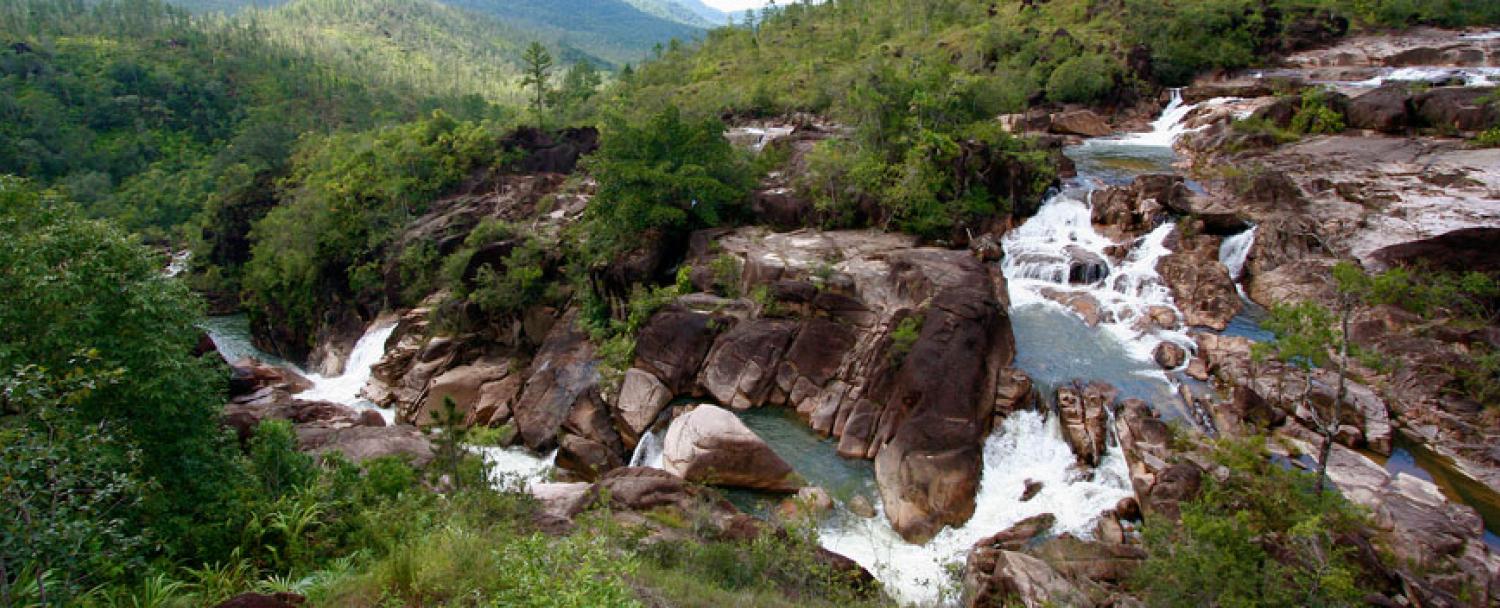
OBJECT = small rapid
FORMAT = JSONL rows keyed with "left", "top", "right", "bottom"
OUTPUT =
{"left": 296, "top": 323, "right": 398, "bottom": 423}
{"left": 629, "top": 428, "right": 665, "bottom": 469}
{"left": 820, "top": 411, "right": 1133, "bottom": 606}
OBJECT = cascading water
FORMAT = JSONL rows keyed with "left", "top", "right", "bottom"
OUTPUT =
{"left": 478, "top": 446, "right": 558, "bottom": 491}
{"left": 819, "top": 411, "right": 1133, "bottom": 606}
{"left": 1352, "top": 66, "right": 1500, "bottom": 88}
{"left": 629, "top": 429, "right": 665, "bottom": 469}
{"left": 1219, "top": 226, "right": 1257, "bottom": 282}
{"left": 297, "top": 322, "right": 399, "bottom": 424}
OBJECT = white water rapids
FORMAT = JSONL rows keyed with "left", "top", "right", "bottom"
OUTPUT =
{"left": 296, "top": 322, "right": 399, "bottom": 423}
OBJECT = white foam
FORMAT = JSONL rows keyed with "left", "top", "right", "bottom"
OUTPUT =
{"left": 165, "top": 250, "right": 191, "bottom": 277}
{"left": 820, "top": 411, "right": 1133, "bottom": 606}
{"left": 1461, "top": 31, "right": 1500, "bottom": 41}
{"left": 1220, "top": 226, "right": 1257, "bottom": 282}
{"left": 629, "top": 428, "right": 665, "bottom": 469}
{"left": 1352, "top": 66, "right": 1500, "bottom": 88}
{"left": 477, "top": 446, "right": 557, "bottom": 491}
{"left": 296, "top": 321, "right": 398, "bottom": 423}
{"left": 1001, "top": 193, "right": 1195, "bottom": 365}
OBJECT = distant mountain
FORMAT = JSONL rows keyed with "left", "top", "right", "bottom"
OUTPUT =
{"left": 623, "top": 0, "right": 728, "bottom": 28}
{"left": 443, "top": 0, "right": 704, "bottom": 64}
{"left": 166, "top": 0, "right": 707, "bottom": 65}
{"left": 242, "top": 0, "right": 606, "bottom": 104}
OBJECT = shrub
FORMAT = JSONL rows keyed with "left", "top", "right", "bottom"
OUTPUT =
{"left": 1289, "top": 91, "right": 1346, "bottom": 135}
{"left": 888, "top": 314, "right": 925, "bottom": 366}
{"left": 1046, "top": 54, "right": 1118, "bottom": 104}
{"left": 250, "top": 419, "right": 318, "bottom": 499}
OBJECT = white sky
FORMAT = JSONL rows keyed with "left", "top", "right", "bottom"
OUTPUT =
{"left": 702, "top": 0, "right": 773, "bottom": 11}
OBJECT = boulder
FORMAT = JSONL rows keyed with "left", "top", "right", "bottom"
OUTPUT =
{"left": 662, "top": 405, "right": 802, "bottom": 492}
{"left": 1347, "top": 85, "right": 1412, "bottom": 132}
{"left": 229, "top": 358, "right": 312, "bottom": 397}
{"left": 616, "top": 369, "right": 673, "bottom": 441}
{"left": 963, "top": 514, "right": 1059, "bottom": 607}
{"left": 875, "top": 280, "right": 1013, "bottom": 543}
{"left": 699, "top": 319, "right": 799, "bottom": 410}
{"left": 295, "top": 425, "right": 434, "bottom": 466}
{"left": 1157, "top": 234, "right": 1241, "bottom": 331}
{"left": 1031, "top": 534, "right": 1146, "bottom": 583}
{"left": 1147, "top": 462, "right": 1203, "bottom": 521}
{"left": 986, "top": 551, "right": 1093, "bottom": 608}
{"left": 511, "top": 311, "right": 602, "bottom": 451}
{"left": 1153, "top": 342, "right": 1188, "bottom": 370}
{"left": 1371, "top": 227, "right": 1500, "bottom": 274}
{"left": 634, "top": 307, "right": 719, "bottom": 394}
{"left": 1414, "top": 87, "right": 1499, "bottom": 132}
{"left": 1056, "top": 382, "right": 1113, "bottom": 467}
{"left": 415, "top": 360, "right": 512, "bottom": 425}
{"left": 1049, "top": 109, "right": 1113, "bottom": 137}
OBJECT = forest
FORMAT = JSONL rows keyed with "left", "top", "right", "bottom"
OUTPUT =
{"left": 5, "top": 0, "right": 1500, "bottom": 605}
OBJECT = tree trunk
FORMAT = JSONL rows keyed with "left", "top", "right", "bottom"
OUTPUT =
{"left": 1316, "top": 303, "right": 1353, "bottom": 494}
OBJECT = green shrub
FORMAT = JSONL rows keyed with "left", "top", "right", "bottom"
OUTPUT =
{"left": 250, "top": 419, "right": 318, "bottom": 499}
{"left": 1132, "top": 436, "right": 1368, "bottom": 607}
{"left": 1046, "top": 54, "right": 1118, "bottom": 104}
{"left": 888, "top": 314, "right": 925, "bottom": 366}
{"left": 1289, "top": 91, "right": 1346, "bottom": 135}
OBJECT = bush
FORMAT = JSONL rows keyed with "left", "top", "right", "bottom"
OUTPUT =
{"left": 1132, "top": 437, "right": 1369, "bottom": 607}
{"left": 1289, "top": 91, "right": 1347, "bottom": 135}
{"left": 1046, "top": 54, "right": 1118, "bottom": 104}
{"left": 249, "top": 419, "right": 318, "bottom": 499}
{"left": 888, "top": 314, "right": 924, "bottom": 366}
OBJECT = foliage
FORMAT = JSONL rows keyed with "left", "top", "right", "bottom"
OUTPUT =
{"left": 428, "top": 397, "right": 471, "bottom": 490}
{"left": 522, "top": 41, "right": 557, "bottom": 121}
{"left": 249, "top": 419, "right": 318, "bottom": 499}
{"left": 1046, "top": 53, "right": 1118, "bottom": 104}
{"left": 0, "top": 178, "right": 245, "bottom": 565}
{"left": 241, "top": 113, "right": 502, "bottom": 351}
{"left": 1132, "top": 436, "right": 1369, "bottom": 607}
{"left": 1290, "top": 90, "right": 1347, "bottom": 135}
{"left": 580, "top": 106, "right": 753, "bottom": 263}
{"left": 888, "top": 314, "right": 925, "bottom": 367}
{"left": 1475, "top": 127, "right": 1500, "bottom": 148}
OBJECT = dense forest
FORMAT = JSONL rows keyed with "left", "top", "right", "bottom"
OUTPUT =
{"left": 5, "top": 0, "right": 1500, "bottom": 605}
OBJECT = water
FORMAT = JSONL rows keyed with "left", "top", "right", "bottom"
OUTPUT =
{"left": 1219, "top": 227, "right": 1256, "bottom": 282}
{"left": 820, "top": 411, "right": 1133, "bottom": 606}
{"left": 200, "top": 314, "right": 399, "bottom": 424}
{"left": 1351, "top": 66, "right": 1500, "bottom": 88}
{"left": 629, "top": 428, "right": 665, "bottom": 469}
{"left": 1010, "top": 305, "right": 1183, "bottom": 412}
{"left": 478, "top": 446, "right": 558, "bottom": 491}
{"left": 738, "top": 407, "right": 877, "bottom": 504}
{"left": 297, "top": 322, "right": 398, "bottom": 423}
{"left": 1372, "top": 438, "right": 1500, "bottom": 552}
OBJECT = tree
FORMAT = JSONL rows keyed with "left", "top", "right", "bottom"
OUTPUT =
{"left": 554, "top": 59, "right": 603, "bottom": 121}
{"left": 429, "top": 396, "right": 469, "bottom": 490}
{"left": 520, "top": 41, "right": 554, "bottom": 122}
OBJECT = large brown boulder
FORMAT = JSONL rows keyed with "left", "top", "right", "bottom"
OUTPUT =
{"left": 963, "top": 514, "right": 1058, "bottom": 607}
{"left": 1347, "top": 85, "right": 1412, "bottom": 133}
{"left": 1157, "top": 233, "right": 1242, "bottom": 331}
{"left": 229, "top": 358, "right": 313, "bottom": 397}
{"left": 1056, "top": 382, "right": 1114, "bottom": 467}
{"left": 294, "top": 424, "right": 434, "bottom": 466}
{"left": 1029, "top": 534, "right": 1145, "bottom": 583}
{"left": 699, "top": 318, "right": 799, "bottom": 410}
{"left": 511, "top": 311, "right": 602, "bottom": 451}
{"left": 984, "top": 551, "right": 1093, "bottom": 608}
{"left": 1414, "top": 87, "right": 1499, "bottom": 132}
{"left": 1049, "top": 109, "right": 1112, "bottom": 137}
{"left": 414, "top": 360, "right": 516, "bottom": 425}
{"left": 662, "top": 404, "right": 803, "bottom": 492}
{"left": 1147, "top": 462, "right": 1203, "bottom": 521}
{"left": 634, "top": 307, "right": 720, "bottom": 394}
{"left": 615, "top": 368, "right": 673, "bottom": 441}
{"left": 875, "top": 281, "right": 1013, "bottom": 543}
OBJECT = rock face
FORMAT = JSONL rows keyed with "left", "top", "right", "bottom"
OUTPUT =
{"left": 296, "top": 424, "right": 435, "bottom": 466}
{"left": 1056, "top": 382, "right": 1114, "bottom": 467}
{"left": 1347, "top": 85, "right": 1412, "bottom": 132}
{"left": 624, "top": 228, "right": 1015, "bottom": 542}
{"left": 662, "top": 404, "right": 802, "bottom": 492}
{"left": 1049, "top": 109, "right": 1113, "bottom": 137}
{"left": 1414, "top": 87, "right": 1499, "bottom": 133}
{"left": 511, "top": 310, "right": 603, "bottom": 451}
{"left": 1157, "top": 229, "right": 1242, "bottom": 331}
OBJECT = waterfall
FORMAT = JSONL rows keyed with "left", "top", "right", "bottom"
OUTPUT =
{"left": 478, "top": 446, "right": 557, "bottom": 492}
{"left": 1353, "top": 66, "right": 1500, "bottom": 88}
{"left": 296, "top": 321, "right": 398, "bottom": 423}
{"left": 165, "top": 250, "right": 191, "bottom": 277}
{"left": 820, "top": 411, "right": 1133, "bottom": 606}
{"left": 1220, "top": 226, "right": 1257, "bottom": 281}
{"left": 1001, "top": 192, "right": 1194, "bottom": 364}
{"left": 629, "top": 429, "right": 665, "bottom": 469}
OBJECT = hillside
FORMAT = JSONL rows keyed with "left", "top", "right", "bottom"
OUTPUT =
{"left": 166, "top": 0, "right": 708, "bottom": 64}
{"left": 623, "top": 0, "right": 728, "bottom": 28}
{"left": 444, "top": 0, "right": 705, "bottom": 64}
{"left": 243, "top": 0, "right": 607, "bottom": 105}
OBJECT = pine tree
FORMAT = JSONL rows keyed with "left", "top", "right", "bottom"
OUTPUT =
{"left": 520, "top": 41, "right": 554, "bottom": 124}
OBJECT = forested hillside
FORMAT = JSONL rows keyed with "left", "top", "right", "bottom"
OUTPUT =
{"left": 0, "top": 0, "right": 516, "bottom": 240}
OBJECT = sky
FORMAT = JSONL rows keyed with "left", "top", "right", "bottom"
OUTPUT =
{"left": 702, "top": 0, "right": 772, "bottom": 11}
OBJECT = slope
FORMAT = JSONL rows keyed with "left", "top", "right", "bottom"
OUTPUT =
{"left": 444, "top": 0, "right": 704, "bottom": 65}
{"left": 244, "top": 0, "right": 607, "bottom": 105}
{"left": 622, "top": 0, "right": 727, "bottom": 28}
